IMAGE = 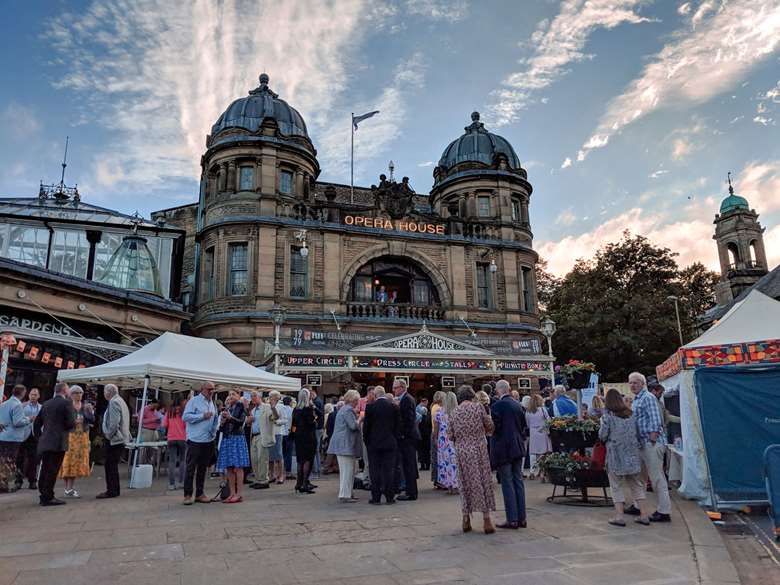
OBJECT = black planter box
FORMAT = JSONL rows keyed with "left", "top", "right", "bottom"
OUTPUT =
{"left": 549, "top": 429, "right": 599, "bottom": 453}
{"left": 568, "top": 370, "right": 592, "bottom": 389}
{"left": 547, "top": 466, "right": 609, "bottom": 489}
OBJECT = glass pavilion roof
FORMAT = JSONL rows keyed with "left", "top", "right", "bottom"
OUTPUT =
{"left": 0, "top": 197, "right": 166, "bottom": 230}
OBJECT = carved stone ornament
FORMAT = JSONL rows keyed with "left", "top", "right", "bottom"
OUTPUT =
{"left": 371, "top": 174, "right": 416, "bottom": 220}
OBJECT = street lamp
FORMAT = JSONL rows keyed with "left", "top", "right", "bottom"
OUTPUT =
{"left": 271, "top": 305, "right": 287, "bottom": 349}
{"left": 541, "top": 317, "right": 556, "bottom": 390}
{"left": 667, "top": 295, "right": 684, "bottom": 346}
{"left": 270, "top": 305, "right": 286, "bottom": 375}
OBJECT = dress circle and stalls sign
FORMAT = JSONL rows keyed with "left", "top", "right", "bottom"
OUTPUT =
{"left": 355, "top": 357, "right": 491, "bottom": 371}
{"left": 344, "top": 215, "right": 445, "bottom": 235}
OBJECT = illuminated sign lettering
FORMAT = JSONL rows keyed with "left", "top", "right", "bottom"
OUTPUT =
{"left": 344, "top": 215, "right": 445, "bottom": 235}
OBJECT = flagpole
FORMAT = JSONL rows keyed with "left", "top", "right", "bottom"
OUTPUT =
{"left": 350, "top": 112, "right": 354, "bottom": 204}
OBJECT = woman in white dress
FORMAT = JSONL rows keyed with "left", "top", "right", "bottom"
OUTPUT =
{"left": 524, "top": 394, "right": 552, "bottom": 479}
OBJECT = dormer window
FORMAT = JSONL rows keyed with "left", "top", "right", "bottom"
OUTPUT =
{"left": 280, "top": 170, "right": 294, "bottom": 195}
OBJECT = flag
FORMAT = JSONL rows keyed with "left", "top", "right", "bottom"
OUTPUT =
{"left": 352, "top": 110, "right": 380, "bottom": 130}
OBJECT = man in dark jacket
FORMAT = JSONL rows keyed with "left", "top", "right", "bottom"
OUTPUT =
{"left": 363, "top": 387, "right": 401, "bottom": 504}
{"left": 35, "top": 382, "right": 76, "bottom": 506}
{"left": 490, "top": 379, "right": 528, "bottom": 528}
{"left": 394, "top": 378, "right": 420, "bottom": 501}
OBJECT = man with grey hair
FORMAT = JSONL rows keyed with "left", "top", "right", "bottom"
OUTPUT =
{"left": 394, "top": 377, "right": 420, "bottom": 501}
{"left": 628, "top": 372, "right": 671, "bottom": 522}
{"left": 98, "top": 384, "right": 130, "bottom": 499}
{"left": 36, "top": 382, "right": 75, "bottom": 506}
{"left": 490, "top": 379, "right": 528, "bottom": 529}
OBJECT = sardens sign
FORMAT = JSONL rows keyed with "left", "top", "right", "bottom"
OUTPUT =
{"left": 344, "top": 215, "right": 445, "bottom": 235}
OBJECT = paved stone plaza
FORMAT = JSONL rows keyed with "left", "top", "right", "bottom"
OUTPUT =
{"left": 0, "top": 469, "right": 736, "bottom": 585}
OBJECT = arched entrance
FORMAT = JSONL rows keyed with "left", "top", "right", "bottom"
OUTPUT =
{"left": 346, "top": 255, "right": 445, "bottom": 320}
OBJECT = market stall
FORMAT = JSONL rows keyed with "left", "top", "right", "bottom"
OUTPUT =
{"left": 656, "top": 290, "right": 780, "bottom": 508}
{"left": 57, "top": 332, "right": 300, "bottom": 486}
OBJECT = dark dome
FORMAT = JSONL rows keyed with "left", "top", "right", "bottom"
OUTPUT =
{"left": 211, "top": 73, "right": 309, "bottom": 139}
{"left": 438, "top": 112, "right": 521, "bottom": 170}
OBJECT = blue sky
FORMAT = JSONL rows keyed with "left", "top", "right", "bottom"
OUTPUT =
{"left": 1, "top": 0, "right": 779, "bottom": 275}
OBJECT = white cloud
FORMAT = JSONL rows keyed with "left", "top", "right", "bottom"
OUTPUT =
{"left": 753, "top": 115, "right": 775, "bottom": 126}
{"left": 736, "top": 159, "right": 780, "bottom": 213}
{"left": 538, "top": 159, "right": 780, "bottom": 276}
{"left": 560, "top": 157, "right": 572, "bottom": 169}
{"left": 417, "top": 161, "right": 434, "bottom": 167}
{"left": 672, "top": 138, "right": 692, "bottom": 160}
{"left": 317, "top": 52, "right": 426, "bottom": 180}
{"left": 649, "top": 169, "right": 669, "bottom": 178}
{"left": 405, "top": 0, "right": 469, "bottom": 22}
{"left": 678, "top": 2, "right": 692, "bottom": 15}
{"left": 0, "top": 103, "right": 41, "bottom": 138}
{"left": 577, "top": 0, "right": 780, "bottom": 162}
{"left": 762, "top": 80, "right": 780, "bottom": 102}
{"left": 45, "top": 0, "right": 397, "bottom": 194}
{"left": 488, "top": 0, "right": 653, "bottom": 126}
{"left": 555, "top": 208, "right": 577, "bottom": 226}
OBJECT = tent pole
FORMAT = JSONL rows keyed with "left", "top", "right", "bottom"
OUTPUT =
{"left": 130, "top": 375, "right": 150, "bottom": 488}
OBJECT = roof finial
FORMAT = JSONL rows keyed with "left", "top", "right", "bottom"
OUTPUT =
{"left": 471, "top": 111, "right": 480, "bottom": 122}
{"left": 727, "top": 171, "right": 734, "bottom": 195}
{"left": 259, "top": 72, "right": 269, "bottom": 86}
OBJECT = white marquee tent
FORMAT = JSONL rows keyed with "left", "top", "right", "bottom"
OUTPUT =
{"left": 57, "top": 331, "right": 300, "bottom": 394}
{"left": 661, "top": 290, "right": 780, "bottom": 503}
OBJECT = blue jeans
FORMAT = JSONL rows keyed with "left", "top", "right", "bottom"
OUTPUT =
{"left": 283, "top": 435, "right": 294, "bottom": 474}
{"left": 497, "top": 460, "right": 526, "bottom": 524}
{"left": 313, "top": 429, "right": 323, "bottom": 475}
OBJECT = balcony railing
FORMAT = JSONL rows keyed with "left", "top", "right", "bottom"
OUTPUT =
{"left": 346, "top": 302, "right": 445, "bottom": 321}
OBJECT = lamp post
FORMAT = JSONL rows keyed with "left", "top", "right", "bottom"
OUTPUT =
{"left": 270, "top": 305, "right": 286, "bottom": 374}
{"left": 667, "top": 295, "right": 684, "bottom": 347}
{"left": 541, "top": 317, "right": 556, "bottom": 391}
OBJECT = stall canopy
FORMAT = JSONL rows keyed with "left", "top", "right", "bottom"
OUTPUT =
{"left": 57, "top": 331, "right": 300, "bottom": 393}
{"left": 657, "top": 289, "right": 780, "bottom": 507}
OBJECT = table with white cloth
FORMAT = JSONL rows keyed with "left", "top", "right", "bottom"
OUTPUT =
{"left": 668, "top": 444, "right": 684, "bottom": 486}
{"left": 125, "top": 440, "right": 168, "bottom": 478}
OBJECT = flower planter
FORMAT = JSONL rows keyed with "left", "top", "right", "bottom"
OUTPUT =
{"left": 549, "top": 429, "right": 599, "bottom": 453}
{"left": 568, "top": 370, "right": 592, "bottom": 389}
{"left": 547, "top": 466, "right": 609, "bottom": 488}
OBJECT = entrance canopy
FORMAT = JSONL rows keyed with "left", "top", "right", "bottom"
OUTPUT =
{"left": 58, "top": 331, "right": 300, "bottom": 393}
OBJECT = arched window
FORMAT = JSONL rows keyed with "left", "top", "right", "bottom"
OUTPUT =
{"left": 349, "top": 256, "right": 440, "bottom": 306}
{"left": 749, "top": 240, "right": 759, "bottom": 268}
{"left": 726, "top": 242, "right": 740, "bottom": 269}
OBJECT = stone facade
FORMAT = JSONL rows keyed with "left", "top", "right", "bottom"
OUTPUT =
{"left": 154, "top": 76, "right": 545, "bottom": 389}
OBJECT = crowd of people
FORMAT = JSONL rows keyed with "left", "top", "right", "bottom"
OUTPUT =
{"left": 0, "top": 371, "right": 676, "bottom": 533}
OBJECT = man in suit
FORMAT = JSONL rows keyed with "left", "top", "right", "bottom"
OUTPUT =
{"left": 393, "top": 378, "right": 420, "bottom": 501}
{"left": 36, "top": 382, "right": 76, "bottom": 506}
{"left": 490, "top": 379, "right": 529, "bottom": 529}
{"left": 99, "top": 384, "right": 131, "bottom": 499}
{"left": 363, "top": 387, "right": 400, "bottom": 504}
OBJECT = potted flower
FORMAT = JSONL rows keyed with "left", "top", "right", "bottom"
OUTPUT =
{"left": 545, "top": 415, "right": 600, "bottom": 452}
{"left": 560, "top": 359, "right": 597, "bottom": 389}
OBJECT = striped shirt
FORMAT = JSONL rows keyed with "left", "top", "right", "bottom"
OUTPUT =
{"left": 632, "top": 388, "right": 666, "bottom": 446}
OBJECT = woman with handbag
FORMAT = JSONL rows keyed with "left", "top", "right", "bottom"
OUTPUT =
{"left": 524, "top": 394, "right": 552, "bottom": 480}
{"left": 215, "top": 390, "right": 249, "bottom": 503}
{"left": 327, "top": 390, "right": 362, "bottom": 503}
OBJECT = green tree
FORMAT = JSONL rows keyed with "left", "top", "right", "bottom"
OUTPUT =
{"left": 547, "top": 231, "right": 687, "bottom": 382}
{"left": 535, "top": 257, "right": 560, "bottom": 312}
{"left": 675, "top": 262, "right": 719, "bottom": 341}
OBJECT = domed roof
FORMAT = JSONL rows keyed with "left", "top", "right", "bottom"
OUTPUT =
{"left": 719, "top": 175, "right": 749, "bottom": 214}
{"left": 438, "top": 112, "right": 521, "bottom": 170}
{"left": 211, "top": 73, "right": 309, "bottom": 139}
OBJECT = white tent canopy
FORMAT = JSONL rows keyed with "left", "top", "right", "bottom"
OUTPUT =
{"left": 57, "top": 331, "right": 300, "bottom": 393}
{"left": 685, "top": 289, "right": 780, "bottom": 348}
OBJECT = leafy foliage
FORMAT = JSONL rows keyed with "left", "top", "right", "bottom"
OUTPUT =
{"left": 544, "top": 231, "right": 719, "bottom": 382}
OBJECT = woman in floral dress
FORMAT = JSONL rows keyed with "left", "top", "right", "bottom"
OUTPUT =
{"left": 59, "top": 385, "right": 93, "bottom": 498}
{"left": 434, "top": 391, "right": 458, "bottom": 493}
{"left": 449, "top": 385, "right": 496, "bottom": 534}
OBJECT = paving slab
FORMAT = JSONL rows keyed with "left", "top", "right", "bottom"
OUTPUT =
{"left": 0, "top": 468, "right": 737, "bottom": 585}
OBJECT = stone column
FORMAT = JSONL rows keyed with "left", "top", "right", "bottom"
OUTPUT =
{"left": 217, "top": 163, "right": 227, "bottom": 192}
{"left": 323, "top": 233, "right": 342, "bottom": 307}
{"left": 227, "top": 161, "right": 237, "bottom": 193}
{"left": 502, "top": 250, "right": 520, "bottom": 316}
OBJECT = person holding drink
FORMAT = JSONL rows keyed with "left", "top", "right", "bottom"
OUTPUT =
{"left": 59, "top": 385, "right": 94, "bottom": 498}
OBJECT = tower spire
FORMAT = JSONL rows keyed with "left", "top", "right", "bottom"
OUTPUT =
{"left": 727, "top": 171, "right": 734, "bottom": 195}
